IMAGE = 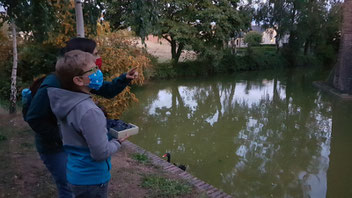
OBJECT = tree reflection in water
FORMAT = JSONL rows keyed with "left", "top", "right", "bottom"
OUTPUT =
{"left": 122, "top": 68, "right": 351, "bottom": 197}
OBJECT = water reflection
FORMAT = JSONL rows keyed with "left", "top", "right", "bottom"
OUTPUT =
{"left": 122, "top": 69, "right": 351, "bottom": 197}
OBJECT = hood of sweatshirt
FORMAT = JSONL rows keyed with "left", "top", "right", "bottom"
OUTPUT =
{"left": 47, "top": 87, "right": 91, "bottom": 120}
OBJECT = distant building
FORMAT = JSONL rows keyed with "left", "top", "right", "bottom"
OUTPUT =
{"left": 231, "top": 25, "right": 289, "bottom": 48}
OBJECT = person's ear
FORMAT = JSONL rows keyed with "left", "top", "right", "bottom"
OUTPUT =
{"left": 73, "top": 76, "right": 84, "bottom": 86}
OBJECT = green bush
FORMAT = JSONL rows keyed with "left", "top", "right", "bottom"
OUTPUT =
{"left": 316, "top": 44, "right": 337, "bottom": 66}
{"left": 244, "top": 31, "right": 262, "bottom": 47}
{"left": 149, "top": 46, "right": 288, "bottom": 79}
{"left": 152, "top": 62, "right": 177, "bottom": 79}
{"left": 174, "top": 60, "right": 212, "bottom": 77}
{"left": 251, "top": 50, "right": 287, "bottom": 69}
{"left": 296, "top": 54, "right": 320, "bottom": 67}
{"left": 151, "top": 60, "right": 213, "bottom": 79}
{"left": 0, "top": 42, "right": 60, "bottom": 101}
{"left": 18, "top": 43, "right": 59, "bottom": 82}
{"left": 220, "top": 47, "right": 287, "bottom": 72}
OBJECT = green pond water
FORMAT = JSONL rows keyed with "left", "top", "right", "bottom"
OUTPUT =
{"left": 121, "top": 67, "right": 352, "bottom": 197}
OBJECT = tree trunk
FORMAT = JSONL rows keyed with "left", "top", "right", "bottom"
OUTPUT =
{"left": 304, "top": 39, "right": 310, "bottom": 55}
{"left": 175, "top": 43, "right": 184, "bottom": 62}
{"left": 9, "top": 21, "right": 18, "bottom": 114}
{"left": 275, "top": 38, "right": 280, "bottom": 53}
{"left": 75, "top": 0, "right": 85, "bottom": 37}
{"left": 170, "top": 39, "right": 184, "bottom": 64}
{"left": 274, "top": 27, "right": 280, "bottom": 53}
{"left": 171, "top": 40, "right": 176, "bottom": 61}
{"left": 332, "top": 0, "right": 352, "bottom": 93}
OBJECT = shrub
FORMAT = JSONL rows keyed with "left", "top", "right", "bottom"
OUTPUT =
{"left": 93, "top": 30, "right": 152, "bottom": 118}
{"left": 174, "top": 60, "right": 212, "bottom": 77}
{"left": 152, "top": 62, "right": 177, "bottom": 79}
{"left": 316, "top": 44, "right": 337, "bottom": 66}
{"left": 220, "top": 47, "right": 287, "bottom": 72}
{"left": 244, "top": 31, "right": 262, "bottom": 47}
{"left": 18, "top": 43, "right": 59, "bottom": 82}
{"left": 1, "top": 26, "right": 152, "bottom": 119}
{"left": 0, "top": 41, "right": 60, "bottom": 101}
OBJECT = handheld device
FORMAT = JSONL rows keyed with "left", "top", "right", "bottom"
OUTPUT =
{"left": 107, "top": 119, "right": 139, "bottom": 139}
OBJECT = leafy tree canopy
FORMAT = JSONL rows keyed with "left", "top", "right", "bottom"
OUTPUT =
{"left": 0, "top": 0, "right": 103, "bottom": 43}
{"left": 244, "top": 31, "right": 262, "bottom": 46}
{"left": 104, "top": 0, "right": 252, "bottom": 63}
{"left": 254, "top": 0, "right": 342, "bottom": 58}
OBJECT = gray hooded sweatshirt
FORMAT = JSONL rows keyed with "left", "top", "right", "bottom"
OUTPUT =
{"left": 47, "top": 87, "right": 120, "bottom": 161}
{"left": 47, "top": 87, "right": 121, "bottom": 185}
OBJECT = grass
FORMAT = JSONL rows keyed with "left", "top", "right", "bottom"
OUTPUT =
{"left": 141, "top": 174, "right": 192, "bottom": 197}
{"left": 131, "top": 153, "right": 150, "bottom": 164}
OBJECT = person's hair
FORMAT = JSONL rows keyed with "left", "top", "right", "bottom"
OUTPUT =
{"left": 30, "top": 75, "right": 47, "bottom": 96}
{"left": 60, "top": 38, "right": 97, "bottom": 56}
{"left": 55, "top": 50, "right": 96, "bottom": 91}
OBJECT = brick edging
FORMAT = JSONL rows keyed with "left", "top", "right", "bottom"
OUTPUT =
{"left": 123, "top": 140, "right": 233, "bottom": 198}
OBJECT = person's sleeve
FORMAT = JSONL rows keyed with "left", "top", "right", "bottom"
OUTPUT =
{"left": 90, "top": 73, "right": 132, "bottom": 99}
{"left": 80, "top": 108, "right": 121, "bottom": 161}
{"left": 26, "top": 86, "right": 62, "bottom": 144}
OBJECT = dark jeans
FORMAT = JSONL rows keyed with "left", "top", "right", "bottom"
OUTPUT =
{"left": 69, "top": 182, "right": 109, "bottom": 198}
{"left": 39, "top": 151, "right": 73, "bottom": 198}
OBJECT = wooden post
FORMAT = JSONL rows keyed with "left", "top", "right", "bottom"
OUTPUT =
{"left": 75, "top": 0, "right": 85, "bottom": 38}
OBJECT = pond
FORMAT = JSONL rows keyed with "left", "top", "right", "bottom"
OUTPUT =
{"left": 121, "top": 67, "right": 352, "bottom": 197}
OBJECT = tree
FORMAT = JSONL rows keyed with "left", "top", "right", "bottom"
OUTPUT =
{"left": 244, "top": 31, "right": 262, "bottom": 47}
{"left": 255, "top": 0, "right": 341, "bottom": 66}
{"left": 75, "top": 0, "right": 103, "bottom": 38}
{"left": 243, "top": 31, "right": 262, "bottom": 56}
{"left": 332, "top": 0, "right": 352, "bottom": 93}
{"left": 92, "top": 28, "right": 151, "bottom": 118}
{"left": 75, "top": 0, "right": 85, "bottom": 37}
{"left": 104, "top": 0, "right": 251, "bottom": 64}
{"left": 0, "top": 0, "right": 104, "bottom": 113}
{"left": 0, "top": 0, "right": 27, "bottom": 113}
{"left": 9, "top": 21, "right": 17, "bottom": 113}
{"left": 254, "top": 0, "right": 292, "bottom": 51}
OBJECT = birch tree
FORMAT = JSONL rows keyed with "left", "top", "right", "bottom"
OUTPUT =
{"left": 9, "top": 20, "right": 17, "bottom": 113}
{"left": 0, "top": 1, "right": 24, "bottom": 113}
{"left": 75, "top": 0, "right": 85, "bottom": 37}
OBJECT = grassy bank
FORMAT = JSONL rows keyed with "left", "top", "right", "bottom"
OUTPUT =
{"left": 148, "top": 46, "right": 331, "bottom": 79}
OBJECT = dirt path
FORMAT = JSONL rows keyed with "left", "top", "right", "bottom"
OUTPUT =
{"left": 0, "top": 110, "right": 207, "bottom": 198}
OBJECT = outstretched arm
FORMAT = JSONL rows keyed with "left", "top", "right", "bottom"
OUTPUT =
{"left": 91, "top": 68, "right": 139, "bottom": 99}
